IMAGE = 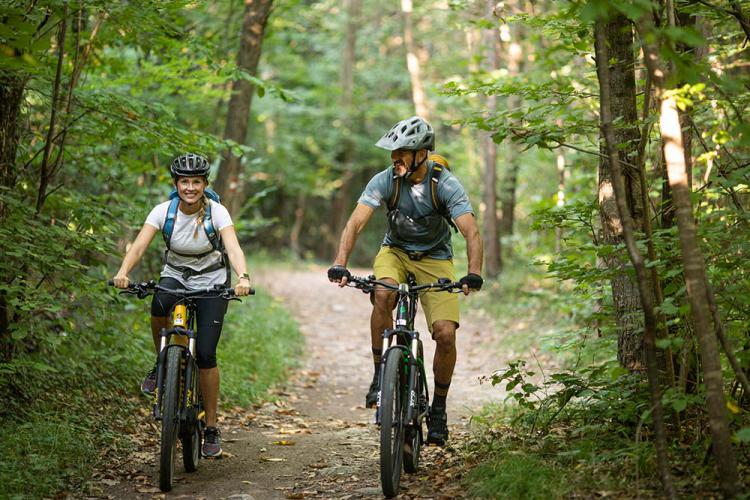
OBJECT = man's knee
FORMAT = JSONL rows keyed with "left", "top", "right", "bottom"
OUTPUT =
{"left": 373, "top": 281, "right": 398, "bottom": 312}
{"left": 432, "top": 321, "right": 456, "bottom": 352}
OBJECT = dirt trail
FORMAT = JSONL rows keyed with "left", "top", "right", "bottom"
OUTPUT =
{"left": 104, "top": 265, "right": 505, "bottom": 499}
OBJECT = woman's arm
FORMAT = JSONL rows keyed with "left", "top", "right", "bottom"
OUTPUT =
{"left": 113, "top": 224, "right": 159, "bottom": 288}
{"left": 219, "top": 225, "right": 251, "bottom": 296}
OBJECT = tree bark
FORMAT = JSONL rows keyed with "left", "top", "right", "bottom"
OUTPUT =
{"left": 401, "top": 0, "right": 429, "bottom": 119}
{"left": 636, "top": 14, "right": 740, "bottom": 498}
{"left": 597, "top": 15, "right": 646, "bottom": 371}
{"left": 214, "top": 0, "right": 274, "bottom": 217}
{"left": 482, "top": 1, "right": 501, "bottom": 277}
{"left": 0, "top": 75, "right": 25, "bottom": 197}
{"left": 594, "top": 22, "right": 676, "bottom": 499}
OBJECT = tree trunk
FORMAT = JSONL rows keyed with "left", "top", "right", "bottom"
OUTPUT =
{"left": 401, "top": 0, "right": 429, "bottom": 119}
{"left": 0, "top": 75, "right": 25, "bottom": 197}
{"left": 290, "top": 193, "right": 306, "bottom": 259}
{"left": 0, "top": 73, "right": 26, "bottom": 362}
{"left": 499, "top": 9, "right": 523, "bottom": 245}
{"left": 214, "top": 0, "right": 274, "bottom": 217}
{"left": 36, "top": 3, "right": 68, "bottom": 214}
{"left": 597, "top": 15, "right": 645, "bottom": 371}
{"left": 594, "top": 22, "right": 676, "bottom": 498}
{"left": 555, "top": 150, "right": 566, "bottom": 254}
{"left": 636, "top": 14, "right": 740, "bottom": 497}
{"left": 482, "top": 1, "right": 501, "bottom": 277}
{"left": 329, "top": 0, "right": 361, "bottom": 255}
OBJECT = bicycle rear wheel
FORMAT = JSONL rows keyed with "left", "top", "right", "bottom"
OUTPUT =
{"left": 181, "top": 361, "right": 201, "bottom": 472}
{"left": 159, "top": 346, "right": 182, "bottom": 492}
{"left": 380, "top": 348, "right": 406, "bottom": 498}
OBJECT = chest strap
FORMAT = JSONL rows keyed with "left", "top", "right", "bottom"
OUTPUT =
{"left": 165, "top": 260, "right": 226, "bottom": 280}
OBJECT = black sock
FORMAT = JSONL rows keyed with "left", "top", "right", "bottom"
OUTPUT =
{"left": 433, "top": 380, "right": 450, "bottom": 412}
{"left": 432, "top": 394, "right": 447, "bottom": 412}
{"left": 372, "top": 347, "right": 382, "bottom": 378}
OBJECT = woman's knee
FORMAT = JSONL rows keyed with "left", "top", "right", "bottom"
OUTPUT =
{"left": 196, "top": 352, "right": 218, "bottom": 369}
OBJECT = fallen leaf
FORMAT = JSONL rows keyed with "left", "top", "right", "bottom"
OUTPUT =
{"left": 273, "top": 440, "right": 296, "bottom": 446}
{"left": 286, "top": 494, "right": 305, "bottom": 499}
{"left": 136, "top": 486, "right": 161, "bottom": 494}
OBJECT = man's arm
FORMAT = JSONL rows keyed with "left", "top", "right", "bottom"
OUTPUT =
{"left": 331, "top": 203, "right": 375, "bottom": 286}
{"left": 454, "top": 213, "right": 483, "bottom": 293}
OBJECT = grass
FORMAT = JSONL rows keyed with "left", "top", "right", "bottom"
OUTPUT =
{"left": 219, "top": 288, "right": 303, "bottom": 406}
{"left": 0, "top": 280, "right": 303, "bottom": 499}
{"left": 463, "top": 405, "right": 661, "bottom": 499}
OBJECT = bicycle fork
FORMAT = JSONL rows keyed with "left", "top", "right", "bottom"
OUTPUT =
{"left": 375, "top": 332, "right": 424, "bottom": 426}
{"left": 153, "top": 325, "right": 197, "bottom": 421}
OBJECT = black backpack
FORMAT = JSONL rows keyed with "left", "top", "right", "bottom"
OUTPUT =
{"left": 386, "top": 158, "right": 458, "bottom": 233}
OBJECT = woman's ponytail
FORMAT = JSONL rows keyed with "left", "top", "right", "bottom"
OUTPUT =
{"left": 193, "top": 194, "right": 208, "bottom": 239}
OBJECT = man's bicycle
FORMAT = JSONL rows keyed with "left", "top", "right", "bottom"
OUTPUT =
{"left": 346, "top": 273, "right": 462, "bottom": 498}
{"left": 109, "top": 280, "right": 251, "bottom": 492}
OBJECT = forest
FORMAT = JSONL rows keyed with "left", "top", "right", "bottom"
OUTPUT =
{"left": 1, "top": 0, "right": 750, "bottom": 498}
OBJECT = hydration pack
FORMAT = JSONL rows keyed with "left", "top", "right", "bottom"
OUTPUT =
{"left": 386, "top": 154, "right": 458, "bottom": 233}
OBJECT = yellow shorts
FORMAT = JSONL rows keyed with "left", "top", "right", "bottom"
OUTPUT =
{"left": 372, "top": 246, "right": 459, "bottom": 331}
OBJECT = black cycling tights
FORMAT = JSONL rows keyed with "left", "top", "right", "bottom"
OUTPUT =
{"left": 150, "top": 277, "right": 228, "bottom": 369}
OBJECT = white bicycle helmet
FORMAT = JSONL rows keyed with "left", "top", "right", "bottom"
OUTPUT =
{"left": 375, "top": 116, "right": 435, "bottom": 151}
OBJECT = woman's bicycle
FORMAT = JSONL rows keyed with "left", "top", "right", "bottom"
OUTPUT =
{"left": 109, "top": 280, "right": 251, "bottom": 492}
{"left": 346, "top": 273, "right": 462, "bottom": 498}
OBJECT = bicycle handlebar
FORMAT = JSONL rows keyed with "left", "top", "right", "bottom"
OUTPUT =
{"left": 346, "top": 274, "right": 463, "bottom": 294}
{"left": 107, "top": 280, "right": 255, "bottom": 299}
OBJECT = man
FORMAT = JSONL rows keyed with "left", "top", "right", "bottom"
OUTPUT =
{"left": 327, "top": 116, "right": 483, "bottom": 445}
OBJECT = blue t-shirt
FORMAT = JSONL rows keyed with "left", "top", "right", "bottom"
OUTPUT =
{"left": 357, "top": 161, "right": 474, "bottom": 259}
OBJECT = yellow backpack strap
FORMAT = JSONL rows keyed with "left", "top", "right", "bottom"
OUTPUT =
{"left": 430, "top": 164, "right": 443, "bottom": 212}
{"left": 430, "top": 164, "right": 459, "bottom": 233}
{"left": 428, "top": 153, "right": 449, "bottom": 169}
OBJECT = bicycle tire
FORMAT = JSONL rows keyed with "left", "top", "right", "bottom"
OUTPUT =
{"left": 181, "top": 362, "right": 201, "bottom": 472}
{"left": 159, "top": 347, "right": 182, "bottom": 492}
{"left": 380, "top": 348, "right": 406, "bottom": 498}
{"left": 403, "top": 342, "right": 425, "bottom": 474}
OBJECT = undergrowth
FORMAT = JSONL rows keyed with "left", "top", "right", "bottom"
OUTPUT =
{"left": 0, "top": 277, "right": 303, "bottom": 499}
{"left": 464, "top": 255, "right": 750, "bottom": 498}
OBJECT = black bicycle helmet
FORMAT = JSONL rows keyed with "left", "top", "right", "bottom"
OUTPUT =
{"left": 169, "top": 153, "right": 210, "bottom": 178}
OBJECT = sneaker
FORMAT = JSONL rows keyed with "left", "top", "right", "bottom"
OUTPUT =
{"left": 426, "top": 407, "right": 448, "bottom": 446}
{"left": 202, "top": 426, "right": 222, "bottom": 458}
{"left": 140, "top": 363, "right": 157, "bottom": 397}
{"left": 365, "top": 374, "right": 379, "bottom": 408}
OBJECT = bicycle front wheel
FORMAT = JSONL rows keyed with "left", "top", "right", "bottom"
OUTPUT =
{"left": 380, "top": 347, "right": 406, "bottom": 498}
{"left": 403, "top": 341, "right": 425, "bottom": 474}
{"left": 159, "top": 346, "right": 182, "bottom": 492}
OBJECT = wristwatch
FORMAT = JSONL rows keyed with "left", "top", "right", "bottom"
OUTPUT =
{"left": 239, "top": 272, "right": 250, "bottom": 281}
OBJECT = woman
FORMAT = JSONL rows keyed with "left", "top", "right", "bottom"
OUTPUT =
{"left": 113, "top": 152, "right": 251, "bottom": 458}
